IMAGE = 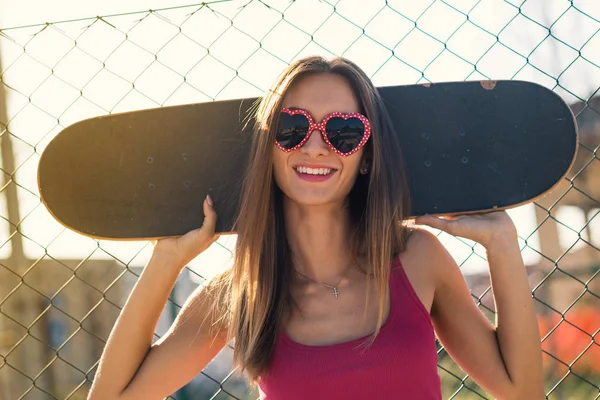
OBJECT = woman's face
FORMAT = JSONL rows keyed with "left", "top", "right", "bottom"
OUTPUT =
{"left": 272, "top": 73, "right": 366, "bottom": 206}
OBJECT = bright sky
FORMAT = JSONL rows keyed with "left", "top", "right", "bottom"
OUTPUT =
{"left": 1, "top": 0, "right": 599, "bottom": 277}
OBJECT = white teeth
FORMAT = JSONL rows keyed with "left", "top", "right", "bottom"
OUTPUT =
{"left": 296, "top": 166, "right": 333, "bottom": 175}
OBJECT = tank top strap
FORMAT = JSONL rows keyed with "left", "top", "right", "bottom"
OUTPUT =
{"left": 389, "top": 255, "right": 434, "bottom": 328}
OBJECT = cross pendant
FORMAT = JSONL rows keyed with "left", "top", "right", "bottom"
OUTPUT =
{"left": 332, "top": 287, "right": 340, "bottom": 298}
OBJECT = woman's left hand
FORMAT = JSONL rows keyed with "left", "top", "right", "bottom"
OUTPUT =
{"left": 413, "top": 210, "right": 518, "bottom": 248}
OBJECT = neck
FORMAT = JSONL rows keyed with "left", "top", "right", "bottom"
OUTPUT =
{"left": 283, "top": 196, "right": 356, "bottom": 283}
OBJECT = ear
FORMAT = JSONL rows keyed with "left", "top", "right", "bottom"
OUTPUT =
{"left": 358, "top": 153, "right": 364, "bottom": 166}
{"left": 359, "top": 154, "right": 370, "bottom": 175}
{"left": 360, "top": 154, "right": 370, "bottom": 169}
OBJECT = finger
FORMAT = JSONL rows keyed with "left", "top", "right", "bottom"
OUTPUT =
{"left": 201, "top": 194, "right": 218, "bottom": 233}
{"left": 414, "top": 214, "right": 450, "bottom": 232}
{"left": 439, "top": 214, "right": 466, "bottom": 221}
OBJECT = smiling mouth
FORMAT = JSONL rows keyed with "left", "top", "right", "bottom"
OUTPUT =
{"left": 294, "top": 166, "right": 336, "bottom": 176}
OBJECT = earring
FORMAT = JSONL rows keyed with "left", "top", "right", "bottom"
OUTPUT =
{"left": 360, "top": 165, "right": 369, "bottom": 174}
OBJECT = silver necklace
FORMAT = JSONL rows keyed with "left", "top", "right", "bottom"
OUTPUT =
{"left": 294, "top": 263, "right": 353, "bottom": 299}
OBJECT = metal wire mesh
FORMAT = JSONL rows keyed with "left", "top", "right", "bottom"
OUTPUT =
{"left": 0, "top": 0, "right": 599, "bottom": 399}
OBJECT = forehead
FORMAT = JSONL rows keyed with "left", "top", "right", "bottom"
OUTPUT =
{"left": 281, "top": 73, "right": 360, "bottom": 118}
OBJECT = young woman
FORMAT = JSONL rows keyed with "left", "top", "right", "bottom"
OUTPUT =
{"left": 88, "top": 56, "right": 544, "bottom": 400}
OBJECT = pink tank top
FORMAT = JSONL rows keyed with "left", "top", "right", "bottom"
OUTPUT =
{"left": 257, "top": 256, "right": 441, "bottom": 399}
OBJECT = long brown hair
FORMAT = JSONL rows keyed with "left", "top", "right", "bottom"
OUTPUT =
{"left": 208, "top": 56, "right": 413, "bottom": 381}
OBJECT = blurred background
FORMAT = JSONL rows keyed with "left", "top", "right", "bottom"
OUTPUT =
{"left": 0, "top": 0, "right": 599, "bottom": 398}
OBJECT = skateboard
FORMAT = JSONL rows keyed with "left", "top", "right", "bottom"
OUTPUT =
{"left": 37, "top": 80, "right": 578, "bottom": 240}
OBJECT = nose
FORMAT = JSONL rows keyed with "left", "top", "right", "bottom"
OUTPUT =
{"left": 299, "top": 128, "right": 330, "bottom": 156}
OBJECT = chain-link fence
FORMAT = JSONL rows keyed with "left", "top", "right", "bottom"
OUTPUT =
{"left": 0, "top": 0, "right": 599, "bottom": 399}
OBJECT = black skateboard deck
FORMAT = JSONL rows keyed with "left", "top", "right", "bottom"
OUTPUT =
{"left": 37, "top": 80, "right": 578, "bottom": 240}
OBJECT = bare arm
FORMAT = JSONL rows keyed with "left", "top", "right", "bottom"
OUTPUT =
{"left": 414, "top": 212, "right": 544, "bottom": 400}
{"left": 88, "top": 196, "right": 227, "bottom": 400}
{"left": 485, "top": 234, "right": 544, "bottom": 397}
{"left": 87, "top": 255, "right": 228, "bottom": 400}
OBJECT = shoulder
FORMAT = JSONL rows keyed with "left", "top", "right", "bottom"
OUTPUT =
{"left": 402, "top": 225, "right": 445, "bottom": 261}
{"left": 401, "top": 225, "right": 455, "bottom": 293}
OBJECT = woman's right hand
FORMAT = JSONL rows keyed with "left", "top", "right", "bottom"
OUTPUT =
{"left": 150, "top": 195, "right": 219, "bottom": 268}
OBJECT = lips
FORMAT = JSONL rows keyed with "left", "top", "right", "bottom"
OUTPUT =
{"left": 291, "top": 163, "right": 338, "bottom": 182}
{"left": 292, "top": 163, "right": 337, "bottom": 171}
{"left": 294, "top": 168, "right": 336, "bottom": 182}
{"left": 295, "top": 165, "right": 333, "bottom": 175}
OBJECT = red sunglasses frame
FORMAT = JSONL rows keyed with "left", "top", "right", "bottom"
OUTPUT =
{"left": 275, "top": 107, "right": 372, "bottom": 156}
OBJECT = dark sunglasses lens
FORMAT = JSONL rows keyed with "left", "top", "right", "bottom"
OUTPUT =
{"left": 277, "top": 113, "right": 309, "bottom": 149}
{"left": 325, "top": 117, "right": 365, "bottom": 153}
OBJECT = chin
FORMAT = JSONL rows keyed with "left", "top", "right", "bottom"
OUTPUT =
{"left": 285, "top": 189, "right": 346, "bottom": 207}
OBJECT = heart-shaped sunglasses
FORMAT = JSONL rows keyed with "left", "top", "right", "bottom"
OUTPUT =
{"left": 275, "top": 107, "right": 371, "bottom": 156}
